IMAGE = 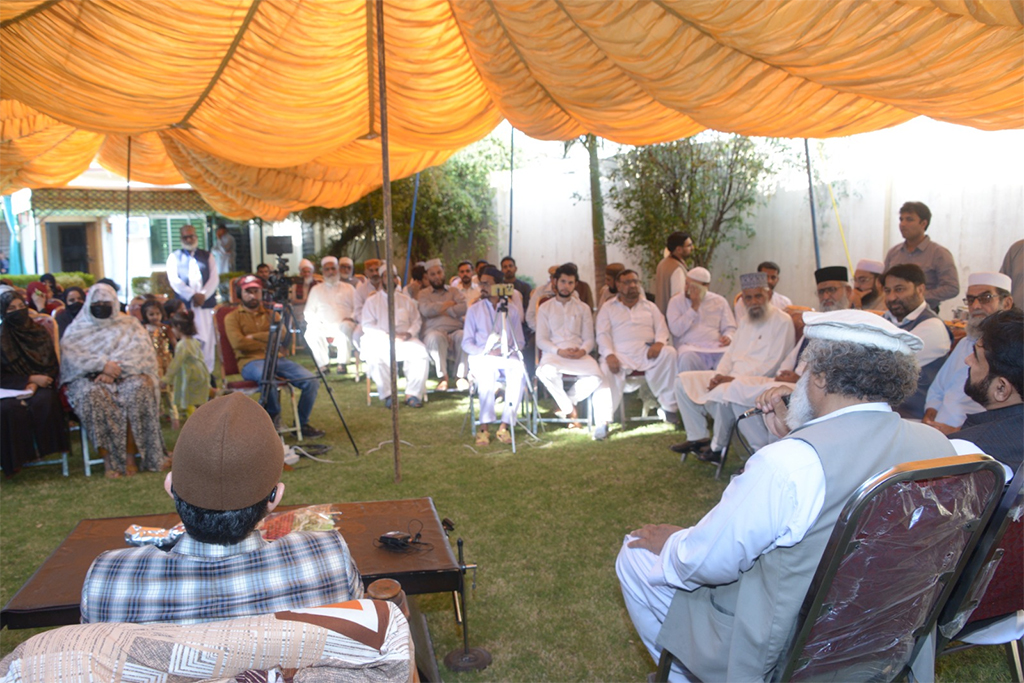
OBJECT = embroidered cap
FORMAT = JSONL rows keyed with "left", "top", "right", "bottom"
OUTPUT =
{"left": 967, "top": 272, "right": 1012, "bottom": 291}
{"left": 739, "top": 272, "right": 768, "bottom": 290}
{"left": 855, "top": 259, "right": 884, "bottom": 275}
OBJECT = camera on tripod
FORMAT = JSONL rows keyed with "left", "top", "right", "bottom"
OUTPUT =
{"left": 264, "top": 236, "right": 294, "bottom": 304}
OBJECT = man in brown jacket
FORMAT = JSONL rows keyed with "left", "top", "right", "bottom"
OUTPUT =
{"left": 225, "top": 275, "right": 323, "bottom": 438}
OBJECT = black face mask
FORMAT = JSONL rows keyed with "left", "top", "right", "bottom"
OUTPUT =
{"left": 90, "top": 303, "right": 114, "bottom": 319}
{"left": 4, "top": 308, "right": 29, "bottom": 327}
{"left": 65, "top": 301, "right": 84, "bottom": 317}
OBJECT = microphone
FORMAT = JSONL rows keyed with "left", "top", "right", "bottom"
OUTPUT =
{"left": 741, "top": 393, "right": 791, "bottom": 419}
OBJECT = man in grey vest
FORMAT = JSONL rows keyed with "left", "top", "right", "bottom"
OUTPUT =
{"left": 616, "top": 309, "right": 981, "bottom": 682}
{"left": 166, "top": 224, "right": 219, "bottom": 374}
{"left": 654, "top": 232, "right": 692, "bottom": 316}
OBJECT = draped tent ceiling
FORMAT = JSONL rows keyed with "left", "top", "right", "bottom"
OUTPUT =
{"left": 1, "top": 0, "right": 1021, "bottom": 221}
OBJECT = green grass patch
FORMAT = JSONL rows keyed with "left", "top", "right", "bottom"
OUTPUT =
{"left": 0, "top": 371, "right": 1013, "bottom": 681}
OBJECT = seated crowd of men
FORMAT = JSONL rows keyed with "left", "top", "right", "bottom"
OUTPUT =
{"left": 71, "top": 200, "right": 1020, "bottom": 683}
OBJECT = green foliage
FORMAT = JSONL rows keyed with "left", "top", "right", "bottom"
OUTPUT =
{"left": 2, "top": 272, "right": 94, "bottom": 290}
{"left": 607, "top": 134, "right": 781, "bottom": 276}
{"left": 297, "top": 138, "right": 501, "bottom": 267}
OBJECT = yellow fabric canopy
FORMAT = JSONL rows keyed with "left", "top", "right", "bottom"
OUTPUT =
{"left": 2, "top": 0, "right": 1021, "bottom": 219}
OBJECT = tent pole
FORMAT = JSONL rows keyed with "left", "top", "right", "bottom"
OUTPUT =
{"left": 377, "top": 0, "right": 401, "bottom": 483}
{"left": 803, "top": 139, "right": 821, "bottom": 270}
{"left": 124, "top": 136, "right": 132, "bottom": 302}
{"left": 403, "top": 172, "right": 419, "bottom": 285}
{"left": 508, "top": 127, "right": 514, "bottom": 257}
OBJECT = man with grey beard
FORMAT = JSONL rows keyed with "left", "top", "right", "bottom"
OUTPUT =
{"left": 923, "top": 272, "right": 1015, "bottom": 434}
{"left": 671, "top": 266, "right": 854, "bottom": 459}
{"left": 617, "top": 310, "right": 982, "bottom": 683}
{"left": 672, "top": 271, "right": 795, "bottom": 462}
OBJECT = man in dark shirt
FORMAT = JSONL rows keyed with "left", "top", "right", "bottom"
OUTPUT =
{"left": 949, "top": 309, "right": 1023, "bottom": 470}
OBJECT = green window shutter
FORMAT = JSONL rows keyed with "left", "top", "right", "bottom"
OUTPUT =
{"left": 150, "top": 217, "right": 170, "bottom": 266}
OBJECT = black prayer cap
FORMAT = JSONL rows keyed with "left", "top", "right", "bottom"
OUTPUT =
{"left": 815, "top": 266, "right": 848, "bottom": 284}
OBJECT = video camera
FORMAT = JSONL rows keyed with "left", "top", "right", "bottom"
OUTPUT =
{"left": 264, "top": 236, "right": 293, "bottom": 304}
{"left": 490, "top": 283, "right": 515, "bottom": 299}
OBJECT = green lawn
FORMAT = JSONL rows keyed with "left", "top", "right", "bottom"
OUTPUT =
{"left": 0, "top": 371, "right": 1012, "bottom": 681}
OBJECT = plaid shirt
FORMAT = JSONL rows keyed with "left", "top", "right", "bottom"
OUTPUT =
{"left": 81, "top": 530, "right": 363, "bottom": 625}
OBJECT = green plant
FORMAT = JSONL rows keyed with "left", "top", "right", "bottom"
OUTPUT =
{"left": 298, "top": 137, "right": 500, "bottom": 267}
{"left": 1, "top": 272, "right": 94, "bottom": 290}
{"left": 607, "top": 134, "right": 781, "bottom": 276}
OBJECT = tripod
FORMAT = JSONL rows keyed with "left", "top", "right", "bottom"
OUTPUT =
{"left": 260, "top": 300, "right": 359, "bottom": 455}
{"left": 480, "top": 297, "right": 538, "bottom": 453}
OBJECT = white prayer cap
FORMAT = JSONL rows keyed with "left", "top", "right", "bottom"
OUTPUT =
{"left": 803, "top": 310, "right": 923, "bottom": 355}
{"left": 855, "top": 259, "right": 884, "bottom": 275}
{"left": 967, "top": 271, "right": 1012, "bottom": 291}
{"left": 339, "top": 256, "right": 354, "bottom": 267}
{"left": 299, "top": 258, "right": 315, "bottom": 271}
{"left": 688, "top": 267, "right": 711, "bottom": 284}
{"left": 425, "top": 258, "right": 442, "bottom": 270}
{"left": 321, "top": 255, "right": 338, "bottom": 267}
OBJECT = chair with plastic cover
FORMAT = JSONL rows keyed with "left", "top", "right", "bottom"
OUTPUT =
{"left": 770, "top": 454, "right": 1005, "bottom": 682}
{"left": 936, "top": 461, "right": 1024, "bottom": 681}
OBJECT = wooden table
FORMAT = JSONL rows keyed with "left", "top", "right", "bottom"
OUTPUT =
{"left": 2, "top": 497, "right": 461, "bottom": 680}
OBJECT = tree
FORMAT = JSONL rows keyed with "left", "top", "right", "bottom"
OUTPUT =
{"left": 563, "top": 133, "right": 608, "bottom": 286}
{"left": 606, "top": 134, "right": 780, "bottom": 277}
{"left": 296, "top": 138, "right": 500, "bottom": 268}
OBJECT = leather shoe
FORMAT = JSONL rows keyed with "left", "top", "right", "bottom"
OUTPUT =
{"left": 696, "top": 445, "right": 723, "bottom": 464}
{"left": 300, "top": 424, "right": 326, "bottom": 439}
{"left": 669, "top": 437, "right": 711, "bottom": 454}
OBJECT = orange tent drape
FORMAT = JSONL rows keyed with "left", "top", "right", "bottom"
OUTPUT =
{"left": 1, "top": 0, "right": 1021, "bottom": 219}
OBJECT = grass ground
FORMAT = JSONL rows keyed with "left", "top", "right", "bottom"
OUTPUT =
{"left": 0, "top": 367, "right": 1013, "bottom": 681}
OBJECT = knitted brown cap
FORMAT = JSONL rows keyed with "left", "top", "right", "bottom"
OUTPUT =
{"left": 172, "top": 393, "right": 283, "bottom": 511}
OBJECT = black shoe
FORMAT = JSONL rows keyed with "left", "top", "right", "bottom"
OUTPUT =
{"left": 300, "top": 424, "right": 326, "bottom": 439}
{"left": 662, "top": 410, "right": 681, "bottom": 425}
{"left": 696, "top": 445, "right": 723, "bottom": 464}
{"left": 669, "top": 437, "right": 711, "bottom": 454}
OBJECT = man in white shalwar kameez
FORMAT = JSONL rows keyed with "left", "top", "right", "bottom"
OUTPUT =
{"left": 303, "top": 256, "right": 357, "bottom": 373}
{"left": 417, "top": 259, "right": 469, "bottom": 391}
{"left": 595, "top": 269, "right": 678, "bottom": 420}
{"left": 361, "top": 282, "right": 429, "bottom": 407}
{"left": 536, "top": 264, "right": 614, "bottom": 440}
{"left": 666, "top": 267, "right": 737, "bottom": 374}
{"left": 673, "top": 271, "right": 795, "bottom": 462}
{"left": 166, "top": 224, "right": 219, "bottom": 374}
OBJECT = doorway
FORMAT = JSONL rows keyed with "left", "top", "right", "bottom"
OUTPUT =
{"left": 58, "top": 223, "right": 89, "bottom": 273}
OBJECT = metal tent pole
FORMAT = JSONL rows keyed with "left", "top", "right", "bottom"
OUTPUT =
{"left": 376, "top": 0, "right": 401, "bottom": 483}
{"left": 804, "top": 139, "right": 821, "bottom": 270}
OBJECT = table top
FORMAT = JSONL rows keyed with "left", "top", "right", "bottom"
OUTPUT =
{"left": 2, "top": 497, "right": 460, "bottom": 630}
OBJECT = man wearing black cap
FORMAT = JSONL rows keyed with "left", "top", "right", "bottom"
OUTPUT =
{"left": 80, "top": 394, "right": 362, "bottom": 625}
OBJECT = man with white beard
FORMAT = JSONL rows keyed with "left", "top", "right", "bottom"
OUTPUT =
{"left": 922, "top": 272, "right": 1015, "bottom": 434}
{"left": 666, "top": 266, "right": 736, "bottom": 373}
{"left": 616, "top": 310, "right": 981, "bottom": 683}
{"left": 671, "top": 271, "right": 795, "bottom": 462}
{"left": 672, "top": 266, "right": 852, "bottom": 458}
{"left": 303, "top": 256, "right": 357, "bottom": 374}
{"left": 166, "top": 224, "right": 219, "bottom": 374}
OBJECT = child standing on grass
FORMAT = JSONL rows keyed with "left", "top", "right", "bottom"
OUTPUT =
{"left": 162, "top": 311, "right": 209, "bottom": 428}
{"left": 142, "top": 299, "right": 176, "bottom": 423}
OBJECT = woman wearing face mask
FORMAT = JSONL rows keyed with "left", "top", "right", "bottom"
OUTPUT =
{"left": 54, "top": 286, "right": 86, "bottom": 338}
{"left": 60, "top": 284, "right": 168, "bottom": 478}
{"left": 0, "top": 288, "right": 70, "bottom": 477}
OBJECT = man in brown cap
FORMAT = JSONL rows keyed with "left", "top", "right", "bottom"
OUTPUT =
{"left": 80, "top": 394, "right": 362, "bottom": 625}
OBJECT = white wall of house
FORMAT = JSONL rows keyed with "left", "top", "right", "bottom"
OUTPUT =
{"left": 490, "top": 118, "right": 1024, "bottom": 317}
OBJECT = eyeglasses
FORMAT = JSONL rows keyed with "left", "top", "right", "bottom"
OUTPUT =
{"left": 964, "top": 292, "right": 997, "bottom": 306}
{"left": 181, "top": 233, "right": 197, "bottom": 241}
{"left": 817, "top": 286, "right": 840, "bottom": 297}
